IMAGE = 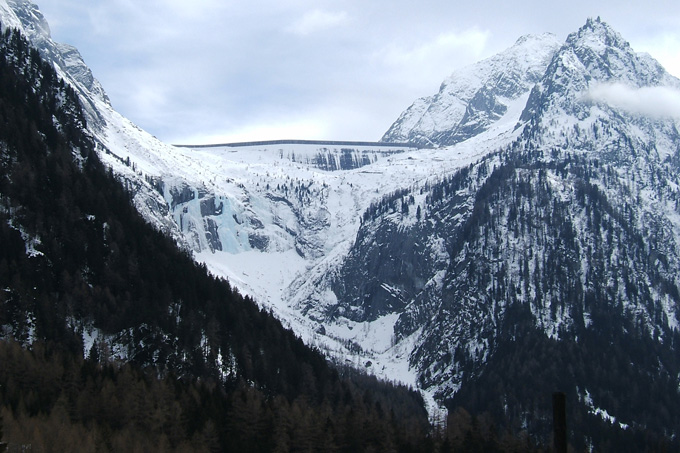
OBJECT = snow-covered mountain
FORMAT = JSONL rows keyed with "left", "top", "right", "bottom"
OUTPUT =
{"left": 3, "top": 1, "right": 680, "bottom": 446}
{"left": 381, "top": 32, "right": 562, "bottom": 147}
{"left": 0, "top": 0, "right": 448, "bottom": 392}
{"left": 356, "top": 16, "right": 680, "bottom": 446}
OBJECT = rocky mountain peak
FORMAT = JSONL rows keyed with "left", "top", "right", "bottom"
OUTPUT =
{"left": 563, "top": 17, "right": 657, "bottom": 86}
{"left": 6, "top": 0, "right": 51, "bottom": 42}
{"left": 519, "top": 17, "right": 679, "bottom": 135}
{"left": 335, "top": 18, "right": 680, "bottom": 447}
{"left": 3, "top": 0, "right": 111, "bottom": 110}
{"left": 571, "top": 16, "right": 629, "bottom": 49}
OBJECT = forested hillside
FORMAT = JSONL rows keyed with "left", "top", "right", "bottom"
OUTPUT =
{"left": 429, "top": 150, "right": 680, "bottom": 451}
{"left": 337, "top": 139, "right": 680, "bottom": 451}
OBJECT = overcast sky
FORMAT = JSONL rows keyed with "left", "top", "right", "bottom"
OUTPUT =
{"left": 34, "top": 0, "right": 680, "bottom": 145}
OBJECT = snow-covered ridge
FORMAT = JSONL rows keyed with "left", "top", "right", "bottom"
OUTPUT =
{"left": 382, "top": 32, "right": 562, "bottom": 147}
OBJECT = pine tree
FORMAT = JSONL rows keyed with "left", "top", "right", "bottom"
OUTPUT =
{"left": 0, "top": 411, "right": 7, "bottom": 453}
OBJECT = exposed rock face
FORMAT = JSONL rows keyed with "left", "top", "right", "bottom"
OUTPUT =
{"left": 6, "top": 0, "right": 110, "bottom": 127}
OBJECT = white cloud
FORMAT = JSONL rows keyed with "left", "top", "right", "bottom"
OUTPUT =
{"left": 287, "top": 9, "right": 348, "bottom": 36}
{"left": 586, "top": 83, "right": 680, "bottom": 119}
{"left": 175, "top": 116, "right": 329, "bottom": 145}
{"left": 380, "top": 28, "right": 491, "bottom": 95}
{"left": 384, "top": 29, "right": 490, "bottom": 67}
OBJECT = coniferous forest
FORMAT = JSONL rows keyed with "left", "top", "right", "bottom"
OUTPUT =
{"left": 345, "top": 149, "right": 680, "bottom": 451}
{"left": 0, "top": 23, "right": 552, "bottom": 452}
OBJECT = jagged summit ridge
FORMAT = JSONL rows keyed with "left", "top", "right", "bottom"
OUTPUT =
{"left": 518, "top": 17, "right": 680, "bottom": 164}
{"left": 522, "top": 17, "right": 680, "bottom": 120}
{"left": 563, "top": 16, "right": 670, "bottom": 86}
{"left": 385, "top": 17, "right": 680, "bottom": 151}
{"left": 381, "top": 32, "right": 562, "bottom": 147}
